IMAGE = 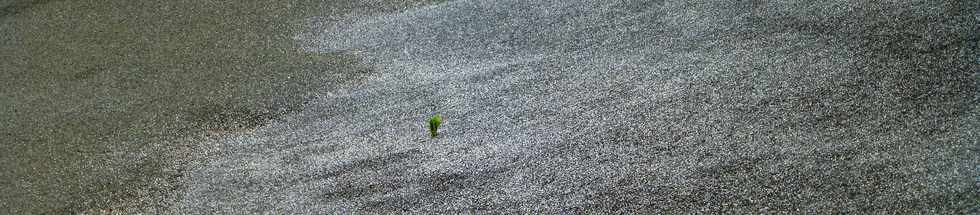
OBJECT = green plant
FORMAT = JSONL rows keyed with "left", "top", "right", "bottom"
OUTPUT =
{"left": 428, "top": 115, "right": 442, "bottom": 138}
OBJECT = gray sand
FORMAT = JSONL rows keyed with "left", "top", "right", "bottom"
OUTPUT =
{"left": 2, "top": 0, "right": 979, "bottom": 213}
{"left": 180, "top": 0, "right": 980, "bottom": 213}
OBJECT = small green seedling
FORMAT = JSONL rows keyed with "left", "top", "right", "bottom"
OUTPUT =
{"left": 428, "top": 115, "right": 442, "bottom": 138}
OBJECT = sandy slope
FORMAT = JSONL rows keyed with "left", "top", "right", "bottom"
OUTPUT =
{"left": 170, "top": 0, "right": 980, "bottom": 213}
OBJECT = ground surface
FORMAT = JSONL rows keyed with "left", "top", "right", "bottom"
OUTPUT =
{"left": 1, "top": 0, "right": 979, "bottom": 213}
